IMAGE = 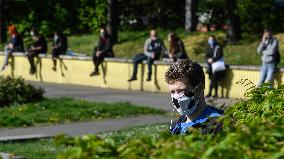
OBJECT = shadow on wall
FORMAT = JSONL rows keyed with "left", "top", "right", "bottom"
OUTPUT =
{"left": 274, "top": 69, "right": 283, "bottom": 86}
{"left": 35, "top": 56, "right": 43, "bottom": 81}
{"left": 219, "top": 68, "right": 234, "bottom": 98}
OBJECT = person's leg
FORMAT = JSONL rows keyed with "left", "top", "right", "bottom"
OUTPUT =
{"left": 52, "top": 49, "right": 59, "bottom": 71}
{"left": 90, "top": 53, "right": 105, "bottom": 76}
{"left": 1, "top": 45, "right": 11, "bottom": 71}
{"left": 128, "top": 54, "right": 147, "bottom": 81}
{"left": 27, "top": 51, "right": 34, "bottom": 73}
{"left": 258, "top": 63, "right": 268, "bottom": 86}
{"left": 146, "top": 57, "right": 154, "bottom": 81}
{"left": 264, "top": 63, "right": 275, "bottom": 87}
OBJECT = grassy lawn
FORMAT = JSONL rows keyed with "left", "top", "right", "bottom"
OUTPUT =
{"left": 0, "top": 97, "right": 165, "bottom": 128}
{"left": 1, "top": 29, "right": 283, "bottom": 66}
{"left": 0, "top": 124, "right": 167, "bottom": 159}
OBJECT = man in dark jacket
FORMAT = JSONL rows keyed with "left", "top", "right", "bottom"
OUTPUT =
{"left": 128, "top": 30, "right": 166, "bottom": 81}
{"left": 90, "top": 27, "right": 114, "bottom": 76}
{"left": 51, "top": 31, "right": 68, "bottom": 71}
{"left": 27, "top": 28, "right": 47, "bottom": 74}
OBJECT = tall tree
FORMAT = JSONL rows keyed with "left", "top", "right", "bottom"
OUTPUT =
{"left": 0, "top": 0, "right": 7, "bottom": 43}
{"left": 106, "top": 0, "right": 118, "bottom": 44}
{"left": 225, "top": 0, "right": 241, "bottom": 43}
{"left": 185, "top": 0, "right": 198, "bottom": 32}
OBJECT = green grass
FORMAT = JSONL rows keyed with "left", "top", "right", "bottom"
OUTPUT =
{"left": 1, "top": 29, "right": 284, "bottom": 66}
{"left": 0, "top": 97, "right": 165, "bottom": 128}
{"left": 0, "top": 124, "right": 167, "bottom": 159}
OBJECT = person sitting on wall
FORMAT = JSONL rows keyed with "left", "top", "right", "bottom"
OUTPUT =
{"left": 51, "top": 31, "right": 68, "bottom": 71}
{"left": 26, "top": 28, "right": 47, "bottom": 75}
{"left": 167, "top": 32, "right": 188, "bottom": 62}
{"left": 90, "top": 27, "right": 114, "bottom": 76}
{"left": 165, "top": 59, "right": 223, "bottom": 135}
{"left": 128, "top": 30, "right": 167, "bottom": 82}
{"left": 1, "top": 25, "right": 24, "bottom": 72}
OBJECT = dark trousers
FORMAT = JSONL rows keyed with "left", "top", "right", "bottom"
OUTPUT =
{"left": 207, "top": 65, "right": 226, "bottom": 96}
{"left": 27, "top": 51, "right": 40, "bottom": 71}
{"left": 93, "top": 53, "right": 107, "bottom": 72}
{"left": 131, "top": 53, "right": 154, "bottom": 78}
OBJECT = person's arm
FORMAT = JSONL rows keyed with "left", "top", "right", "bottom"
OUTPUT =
{"left": 100, "top": 37, "right": 112, "bottom": 54}
{"left": 144, "top": 39, "right": 153, "bottom": 57}
{"left": 262, "top": 39, "right": 278, "bottom": 56}
{"left": 257, "top": 41, "right": 266, "bottom": 54}
{"left": 173, "top": 41, "right": 185, "bottom": 59}
{"left": 212, "top": 46, "right": 223, "bottom": 62}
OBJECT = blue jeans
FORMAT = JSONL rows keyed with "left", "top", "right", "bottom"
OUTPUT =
{"left": 131, "top": 53, "right": 154, "bottom": 78}
{"left": 258, "top": 63, "right": 275, "bottom": 86}
{"left": 2, "top": 45, "right": 12, "bottom": 67}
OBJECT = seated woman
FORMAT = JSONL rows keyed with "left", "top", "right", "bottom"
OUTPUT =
{"left": 167, "top": 32, "right": 188, "bottom": 62}
{"left": 51, "top": 31, "right": 68, "bottom": 71}
{"left": 165, "top": 59, "right": 223, "bottom": 135}
{"left": 1, "top": 25, "right": 24, "bottom": 72}
{"left": 90, "top": 27, "right": 114, "bottom": 76}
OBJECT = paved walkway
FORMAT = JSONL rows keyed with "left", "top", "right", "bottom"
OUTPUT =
{"left": 0, "top": 82, "right": 236, "bottom": 141}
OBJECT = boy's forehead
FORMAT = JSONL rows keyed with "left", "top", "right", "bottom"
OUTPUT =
{"left": 168, "top": 80, "right": 193, "bottom": 90}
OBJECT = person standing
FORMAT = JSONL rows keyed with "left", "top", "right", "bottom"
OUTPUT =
{"left": 90, "top": 27, "right": 114, "bottom": 76}
{"left": 167, "top": 32, "right": 188, "bottom": 62}
{"left": 128, "top": 30, "right": 166, "bottom": 82}
{"left": 205, "top": 35, "right": 226, "bottom": 98}
{"left": 1, "top": 25, "right": 24, "bottom": 71}
{"left": 26, "top": 28, "right": 47, "bottom": 75}
{"left": 257, "top": 29, "right": 279, "bottom": 87}
{"left": 51, "top": 31, "right": 68, "bottom": 71}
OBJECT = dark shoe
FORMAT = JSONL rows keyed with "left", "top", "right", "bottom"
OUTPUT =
{"left": 213, "top": 94, "right": 218, "bottom": 98}
{"left": 29, "top": 68, "right": 36, "bottom": 75}
{"left": 205, "top": 94, "right": 212, "bottom": 98}
{"left": 90, "top": 71, "right": 100, "bottom": 76}
{"left": 52, "top": 67, "right": 56, "bottom": 71}
{"left": 128, "top": 76, "right": 137, "bottom": 82}
{"left": 146, "top": 76, "right": 151, "bottom": 81}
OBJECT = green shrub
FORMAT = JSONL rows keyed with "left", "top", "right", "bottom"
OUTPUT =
{"left": 0, "top": 76, "right": 44, "bottom": 107}
{"left": 55, "top": 84, "right": 284, "bottom": 159}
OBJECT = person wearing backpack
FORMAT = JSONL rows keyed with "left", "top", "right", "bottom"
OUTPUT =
{"left": 257, "top": 29, "right": 279, "bottom": 87}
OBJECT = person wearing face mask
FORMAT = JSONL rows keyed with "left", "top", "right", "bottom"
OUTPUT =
{"left": 51, "top": 31, "right": 68, "bottom": 71}
{"left": 205, "top": 35, "right": 226, "bottom": 98}
{"left": 26, "top": 28, "right": 47, "bottom": 75}
{"left": 257, "top": 29, "right": 279, "bottom": 87}
{"left": 90, "top": 27, "right": 114, "bottom": 76}
{"left": 128, "top": 30, "right": 167, "bottom": 81}
{"left": 165, "top": 59, "right": 223, "bottom": 135}
{"left": 1, "top": 25, "right": 24, "bottom": 72}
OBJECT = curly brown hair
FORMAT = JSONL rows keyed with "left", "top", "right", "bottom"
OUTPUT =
{"left": 165, "top": 59, "right": 205, "bottom": 87}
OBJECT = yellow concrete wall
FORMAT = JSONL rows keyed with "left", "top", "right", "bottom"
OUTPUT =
{"left": 0, "top": 54, "right": 283, "bottom": 98}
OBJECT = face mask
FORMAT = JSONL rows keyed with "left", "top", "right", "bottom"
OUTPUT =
{"left": 100, "top": 32, "right": 106, "bottom": 37}
{"left": 54, "top": 35, "right": 59, "bottom": 41}
{"left": 208, "top": 39, "right": 215, "bottom": 46}
{"left": 171, "top": 87, "right": 200, "bottom": 115}
{"left": 30, "top": 31, "right": 35, "bottom": 37}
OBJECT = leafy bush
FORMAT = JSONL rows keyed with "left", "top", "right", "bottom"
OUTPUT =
{"left": 0, "top": 76, "right": 44, "bottom": 107}
{"left": 55, "top": 84, "right": 284, "bottom": 159}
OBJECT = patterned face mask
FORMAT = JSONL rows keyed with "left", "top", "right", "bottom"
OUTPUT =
{"left": 171, "top": 86, "right": 200, "bottom": 115}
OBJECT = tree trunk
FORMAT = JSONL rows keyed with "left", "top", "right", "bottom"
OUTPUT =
{"left": 225, "top": 0, "right": 241, "bottom": 43}
{"left": 106, "top": 0, "right": 118, "bottom": 44}
{"left": 0, "top": 0, "right": 7, "bottom": 43}
{"left": 185, "top": 0, "right": 198, "bottom": 32}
